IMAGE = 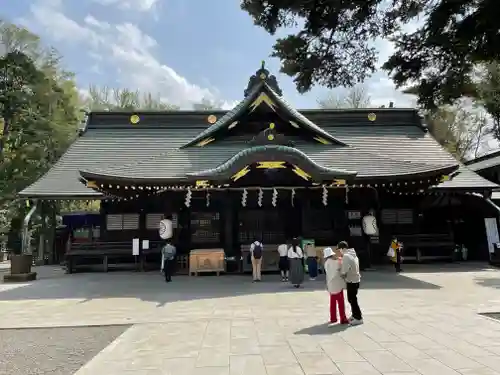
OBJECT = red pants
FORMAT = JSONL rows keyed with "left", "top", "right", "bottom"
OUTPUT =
{"left": 330, "top": 291, "right": 348, "bottom": 323}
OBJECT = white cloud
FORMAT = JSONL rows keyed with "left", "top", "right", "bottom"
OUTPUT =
{"left": 23, "top": 0, "right": 228, "bottom": 109}
{"left": 91, "top": 0, "right": 159, "bottom": 12}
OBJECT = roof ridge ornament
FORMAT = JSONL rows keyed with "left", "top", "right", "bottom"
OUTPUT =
{"left": 244, "top": 61, "right": 283, "bottom": 97}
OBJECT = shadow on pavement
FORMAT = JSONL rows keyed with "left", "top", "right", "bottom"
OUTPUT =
{"left": 394, "top": 262, "right": 493, "bottom": 273}
{"left": 0, "top": 263, "right": 443, "bottom": 305}
{"left": 475, "top": 277, "right": 500, "bottom": 289}
{"left": 294, "top": 322, "right": 349, "bottom": 336}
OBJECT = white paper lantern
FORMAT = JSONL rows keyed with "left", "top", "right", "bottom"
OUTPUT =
{"left": 362, "top": 213, "right": 379, "bottom": 236}
{"left": 159, "top": 219, "right": 173, "bottom": 239}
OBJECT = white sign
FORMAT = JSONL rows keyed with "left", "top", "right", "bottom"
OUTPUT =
{"left": 484, "top": 218, "right": 499, "bottom": 254}
{"left": 132, "top": 238, "right": 140, "bottom": 256}
{"left": 142, "top": 239, "right": 149, "bottom": 249}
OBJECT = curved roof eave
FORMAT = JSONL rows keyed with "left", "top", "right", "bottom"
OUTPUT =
{"left": 187, "top": 145, "right": 357, "bottom": 179}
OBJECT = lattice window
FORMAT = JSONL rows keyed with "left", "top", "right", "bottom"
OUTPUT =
{"left": 146, "top": 213, "right": 164, "bottom": 230}
{"left": 381, "top": 209, "right": 413, "bottom": 225}
{"left": 238, "top": 210, "right": 285, "bottom": 244}
{"left": 303, "top": 209, "right": 335, "bottom": 242}
{"left": 122, "top": 214, "right": 139, "bottom": 230}
{"left": 191, "top": 212, "right": 220, "bottom": 244}
{"left": 106, "top": 214, "right": 140, "bottom": 230}
{"left": 106, "top": 214, "right": 123, "bottom": 231}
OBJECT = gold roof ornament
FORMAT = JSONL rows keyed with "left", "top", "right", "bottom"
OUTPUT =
{"left": 207, "top": 114, "right": 217, "bottom": 124}
{"left": 269, "top": 122, "right": 275, "bottom": 129}
{"left": 367, "top": 112, "right": 376, "bottom": 122}
{"left": 130, "top": 114, "right": 140, "bottom": 124}
{"left": 267, "top": 134, "right": 275, "bottom": 141}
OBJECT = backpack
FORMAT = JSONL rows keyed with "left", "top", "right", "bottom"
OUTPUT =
{"left": 252, "top": 242, "right": 263, "bottom": 259}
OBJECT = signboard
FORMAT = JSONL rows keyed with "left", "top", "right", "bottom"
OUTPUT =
{"left": 132, "top": 238, "right": 140, "bottom": 256}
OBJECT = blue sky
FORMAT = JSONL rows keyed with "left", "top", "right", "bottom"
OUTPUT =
{"left": 2, "top": 0, "right": 415, "bottom": 109}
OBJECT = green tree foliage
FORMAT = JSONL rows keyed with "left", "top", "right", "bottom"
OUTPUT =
{"left": 240, "top": 0, "right": 498, "bottom": 109}
{"left": 0, "top": 51, "right": 78, "bottom": 204}
{"left": 0, "top": 21, "right": 80, "bottom": 232}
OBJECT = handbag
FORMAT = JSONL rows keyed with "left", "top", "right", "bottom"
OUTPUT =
{"left": 387, "top": 247, "right": 395, "bottom": 258}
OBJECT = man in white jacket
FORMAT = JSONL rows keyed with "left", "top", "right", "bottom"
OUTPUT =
{"left": 338, "top": 241, "right": 363, "bottom": 325}
{"left": 323, "top": 247, "right": 348, "bottom": 326}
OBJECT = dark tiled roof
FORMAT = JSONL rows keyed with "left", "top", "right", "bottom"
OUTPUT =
{"left": 182, "top": 82, "right": 345, "bottom": 147}
{"left": 465, "top": 150, "right": 500, "bottom": 172}
{"left": 20, "top": 108, "right": 495, "bottom": 198}
{"left": 434, "top": 166, "right": 499, "bottom": 190}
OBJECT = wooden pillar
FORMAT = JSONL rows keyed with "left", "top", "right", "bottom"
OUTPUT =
{"left": 223, "top": 191, "right": 234, "bottom": 256}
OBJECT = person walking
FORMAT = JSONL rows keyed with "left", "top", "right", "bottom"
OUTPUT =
{"left": 323, "top": 247, "right": 348, "bottom": 326}
{"left": 338, "top": 241, "right": 363, "bottom": 325}
{"left": 288, "top": 238, "right": 304, "bottom": 288}
{"left": 277, "top": 242, "right": 289, "bottom": 282}
{"left": 250, "top": 240, "right": 263, "bottom": 282}
{"left": 161, "top": 240, "right": 176, "bottom": 282}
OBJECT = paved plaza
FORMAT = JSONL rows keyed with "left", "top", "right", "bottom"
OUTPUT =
{"left": 1, "top": 262, "right": 500, "bottom": 375}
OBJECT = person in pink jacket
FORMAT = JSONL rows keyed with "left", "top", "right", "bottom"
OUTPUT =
{"left": 323, "top": 247, "right": 348, "bottom": 326}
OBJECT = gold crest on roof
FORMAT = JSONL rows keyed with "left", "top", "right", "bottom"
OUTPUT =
{"left": 367, "top": 113, "right": 376, "bottom": 121}
{"left": 207, "top": 114, "right": 217, "bottom": 124}
{"left": 130, "top": 114, "right": 140, "bottom": 124}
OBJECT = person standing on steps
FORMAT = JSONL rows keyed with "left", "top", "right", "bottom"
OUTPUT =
{"left": 288, "top": 237, "right": 305, "bottom": 288}
{"left": 277, "top": 242, "right": 289, "bottom": 282}
{"left": 250, "top": 240, "right": 263, "bottom": 282}
{"left": 161, "top": 239, "right": 176, "bottom": 283}
{"left": 338, "top": 241, "right": 363, "bottom": 326}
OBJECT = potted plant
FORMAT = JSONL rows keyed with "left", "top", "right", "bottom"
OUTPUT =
{"left": 3, "top": 217, "right": 36, "bottom": 281}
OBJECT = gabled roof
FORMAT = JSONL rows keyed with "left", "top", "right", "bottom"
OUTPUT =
{"left": 435, "top": 165, "right": 500, "bottom": 190}
{"left": 19, "top": 109, "right": 476, "bottom": 198}
{"left": 181, "top": 81, "right": 346, "bottom": 148}
{"left": 465, "top": 149, "right": 500, "bottom": 172}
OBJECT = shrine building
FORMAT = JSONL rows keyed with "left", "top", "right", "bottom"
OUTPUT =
{"left": 20, "top": 64, "right": 500, "bottom": 273}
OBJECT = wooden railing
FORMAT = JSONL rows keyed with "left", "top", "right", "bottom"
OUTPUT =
{"left": 65, "top": 240, "right": 188, "bottom": 273}
{"left": 395, "top": 233, "right": 455, "bottom": 261}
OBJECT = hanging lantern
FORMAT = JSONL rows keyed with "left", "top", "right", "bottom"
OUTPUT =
{"left": 362, "top": 211, "right": 379, "bottom": 236}
{"left": 159, "top": 219, "right": 173, "bottom": 239}
{"left": 206, "top": 191, "right": 210, "bottom": 207}
{"left": 322, "top": 186, "right": 328, "bottom": 206}
{"left": 258, "top": 188, "right": 263, "bottom": 207}
{"left": 272, "top": 188, "right": 278, "bottom": 207}
{"left": 291, "top": 188, "right": 295, "bottom": 207}
{"left": 185, "top": 187, "right": 192, "bottom": 207}
{"left": 241, "top": 188, "right": 248, "bottom": 207}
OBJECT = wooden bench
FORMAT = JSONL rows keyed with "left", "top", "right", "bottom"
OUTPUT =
{"left": 65, "top": 241, "right": 136, "bottom": 273}
{"left": 397, "top": 234, "right": 455, "bottom": 262}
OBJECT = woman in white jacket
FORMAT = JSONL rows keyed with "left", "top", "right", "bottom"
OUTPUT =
{"left": 323, "top": 247, "right": 348, "bottom": 326}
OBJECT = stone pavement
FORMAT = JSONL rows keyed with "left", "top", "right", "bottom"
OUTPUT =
{"left": 1, "top": 263, "right": 500, "bottom": 375}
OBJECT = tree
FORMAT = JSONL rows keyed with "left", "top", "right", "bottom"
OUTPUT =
{"left": 0, "top": 51, "right": 78, "bottom": 204}
{"left": 192, "top": 98, "right": 223, "bottom": 110}
{"left": 317, "top": 86, "right": 371, "bottom": 109}
{"left": 471, "top": 63, "right": 500, "bottom": 140}
{"left": 424, "top": 102, "right": 491, "bottom": 161}
{"left": 240, "top": 0, "right": 499, "bottom": 109}
{"left": 0, "top": 22, "right": 81, "bottom": 256}
{"left": 82, "top": 85, "right": 179, "bottom": 111}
